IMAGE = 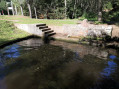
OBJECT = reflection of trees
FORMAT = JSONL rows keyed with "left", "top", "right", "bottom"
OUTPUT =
{"left": 3, "top": 45, "right": 74, "bottom": 89}
{"left": 51, "top": 41, "right": 109, "bottom": 59}
{"left": 18, "top": 38, "right": 43, "bottom": 47}
{"left": 34, "top": 58, "right": 105, "bottom": 89}
{"left": 3, "top": 44, "right": 106, "bottom": 89}
{"left": 83, "top": 54, "right": 107, "bottom": 63}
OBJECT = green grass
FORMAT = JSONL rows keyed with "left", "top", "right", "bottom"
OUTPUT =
{"left": 0, "top": 15, "right": 78, "bottom": 26}
{"left": 79, "top": 16, "right": 98, "bottom": 21}
{"left": 0, "top": 15, "right": 77, "bottom": 46}
{"left": 0, "top": 20, "right": 30, "bottom": 46}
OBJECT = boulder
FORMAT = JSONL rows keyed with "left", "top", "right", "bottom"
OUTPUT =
{"left": 81, "top": 19, "right": 89, "bottom": 27}
{"left": 63, "top": 19, "right": 113, "bottom": 37}
{"left": 87, "top": 25, "right": 113, "bottom": 37}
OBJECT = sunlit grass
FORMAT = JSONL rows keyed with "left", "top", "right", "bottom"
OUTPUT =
{"left": 0, "top": 20, "right": 30, "bottom": 46}
{"left": 0, "top": 15, "right": 78, "bottom": 26}
{"left": 0, "top": 15, "right": 78, "bottom": 46}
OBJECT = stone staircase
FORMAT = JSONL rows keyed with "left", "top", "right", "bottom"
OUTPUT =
{"left": 36, "top": 24, "right": 56, "bottom": 37}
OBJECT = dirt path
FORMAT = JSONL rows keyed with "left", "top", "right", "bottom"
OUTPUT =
{"left": 112, "top": 25, "right": 119, "bottom": 37}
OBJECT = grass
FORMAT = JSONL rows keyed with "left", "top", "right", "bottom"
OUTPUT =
{"left": 0, "top": 15, "right": 77, "bottom": 46}
{"left": 1, "top": 15, "right": 118, "bottom": 26}
{"left": 0, "top": 20, "right": 30, "bottom": 46}
{"left": 0, "top": 15, "right": 78, "bottom": 26}
{"left": 79, "top": 16, "right": 98, "bottom": 21}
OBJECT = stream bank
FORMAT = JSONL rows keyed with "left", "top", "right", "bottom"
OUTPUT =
{"left": 0, "top": 21, "right": 30, "bottom": 47}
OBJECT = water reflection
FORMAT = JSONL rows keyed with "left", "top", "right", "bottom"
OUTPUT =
{"left": 51, "top": 41, "right": 109, "bottom": 60}
{"left": 0, "top": 39, "right": 44, "bottom": 61}
{"left": 110, "top": 55, "right": 117, "bottom": 60}
{"left": 4, "top": 45, "right": 20, "bottom": 58}
{"left": 18, "top": 38, "right": 43, "bottom": 47}
{"left": 101, "top": 61, "right": 117, "bottom": 77}
{"left": 0, "top": 38, "right": 119, "bottom": 89}
{"left": 100, "top": 54, "right": 118, "bottom": 78}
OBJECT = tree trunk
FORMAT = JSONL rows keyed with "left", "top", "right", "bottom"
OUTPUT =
{"left": 98, "top": 0, "right": 102, "bottom": 21}
{"left": 64, "top": 0, "right": 67, "bottom": 19}
{"left": 11, "top": 1, "right": 14, "bottom": 15}
{"left": 45, "top": 10, "right": 48, "bottom": 19}
{"left": 98, "top": 11, "right": 102, "bottom": 21}
{"left": 12, "top": 8, "right": 15, "bottom": 15}
{"left": 2, "top": 10, "right": 4, "bottom": 15}
{"left": 7, "top": 8, "right": 10, "bottom": 15}
{"left": 27, "top": 4, "right": 32, "bottom": 18}
{"left": 56, "top": 8, "right": 59, "bottom": 19}
{"left": 20, "top": 5, "right": 24, "bottom": 16}
{"left": 73, "top": 0, "right": 77, "bottom": 18}
{"left": 34, "top": 7, "right": 37, "bottom": 19}
{"left": 15, "top": 5, "right": 18, "bottom": 15}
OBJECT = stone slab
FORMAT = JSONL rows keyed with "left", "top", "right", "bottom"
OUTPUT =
{"left": 15, "top": 24, "right": 43, "bottom": 36}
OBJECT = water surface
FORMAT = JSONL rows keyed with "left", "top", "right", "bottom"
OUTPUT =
{"left": 0, "top": 38, "right": 119, "bottom": 89}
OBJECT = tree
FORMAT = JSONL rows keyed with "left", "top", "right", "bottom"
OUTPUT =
{"left": 11, "top": 0, "right": 25, "bottom": 15}
{"left": 12, "top": 0, "right": 117, "bottom": 21}
{"left": 64, "top": 0, "right": 67, "bottom": 19}
{"left": 26, "top": 0, "right": 33, "bottom": 18}
{"left": 0, "top": 0, "right": 7, "bottom": 15}
{"left": 18, "top": 0, "right": 25, "bottom": 15}
{"left": 11, "top": 0, "right": 18, "bottom": 15}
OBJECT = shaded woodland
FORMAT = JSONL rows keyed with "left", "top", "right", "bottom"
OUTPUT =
{"left": 0, "top": 0, "right": 119, "bottom": 22}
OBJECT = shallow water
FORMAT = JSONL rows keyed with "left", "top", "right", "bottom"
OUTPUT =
{"left": 0, "top": 38, "right": 119, "bottom": 89}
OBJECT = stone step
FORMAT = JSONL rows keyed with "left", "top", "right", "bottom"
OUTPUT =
{"left": 47, "top": 32, "right": 56, "bottom": 36}
{"left": 39, "top": 26, "right": 48, "bottom": 29}
{"left": 42, "top": 28, "right": 51, "bottom": 31}
{"left": 44, "top": 30, "right": 54, "bottom": 34}
{"left": 36, "top": 24, "right": 46, "bottom": 27}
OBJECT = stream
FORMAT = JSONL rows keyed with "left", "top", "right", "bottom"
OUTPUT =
{"left": 0, "top": 38, "right": 119, "bottom": 89}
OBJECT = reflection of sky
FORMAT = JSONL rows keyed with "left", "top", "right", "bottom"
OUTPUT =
{"left": 0, "top": 44, "right": 20, "bottom": 81}
{"left": 0, "top": 39, "right": 43, "bottom": 88}
{"left": 109, "top": 55, "right": 116, "bottom": 60}
{"left": 1, "top": 44, "right": 20, "bottom": 59}
{"left": 100, "top": 55, "right": 117, "bottom": 77}
{"left": 0, "top": 57, "right": 6, "bottom": 81}
{"left": 73, "top": 52, "right": 83, "bottom": 62}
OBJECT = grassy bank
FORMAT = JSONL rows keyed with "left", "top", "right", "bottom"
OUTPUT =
{"left": 0, "top": 15, "right": 77, "bottom": 26}
{"left": 0, "top": 20, "right": 30, "bottom": 46}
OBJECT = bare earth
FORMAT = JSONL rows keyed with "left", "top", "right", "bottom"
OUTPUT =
{"left": 50, "top": 24, "right": 119, "bottom": 39}
{"left": 111, "top": 25, "right": 119, "bottom": 37}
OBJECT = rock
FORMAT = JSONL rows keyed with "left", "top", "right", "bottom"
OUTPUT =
{"left": 87, "top": 29, "right": 102, "bottom": 37}
{"left": 87, "top": 25, "right": 113, "bottom": 37}
{"left": 63, "top": 22, "right": 113, "bottom": 37}
{"left": 100, "top": 51, "right": 108, "bottom": 59}
{"left": 81, "top": 19, "right": 89, "bottom": 27}
{"left": 104, "top": 26, "right": 113, "bottom": 36}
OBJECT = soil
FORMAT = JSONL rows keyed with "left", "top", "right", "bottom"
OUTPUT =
{"left": 50, "top": 24, "right": 119, "bottom": 38}
{"left": 111, "top": 25, "right": 119, "bottom": 37}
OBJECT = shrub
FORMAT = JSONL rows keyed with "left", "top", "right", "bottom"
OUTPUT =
{"left": 79, "top": 12, "right": 98, "bottom": 21}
